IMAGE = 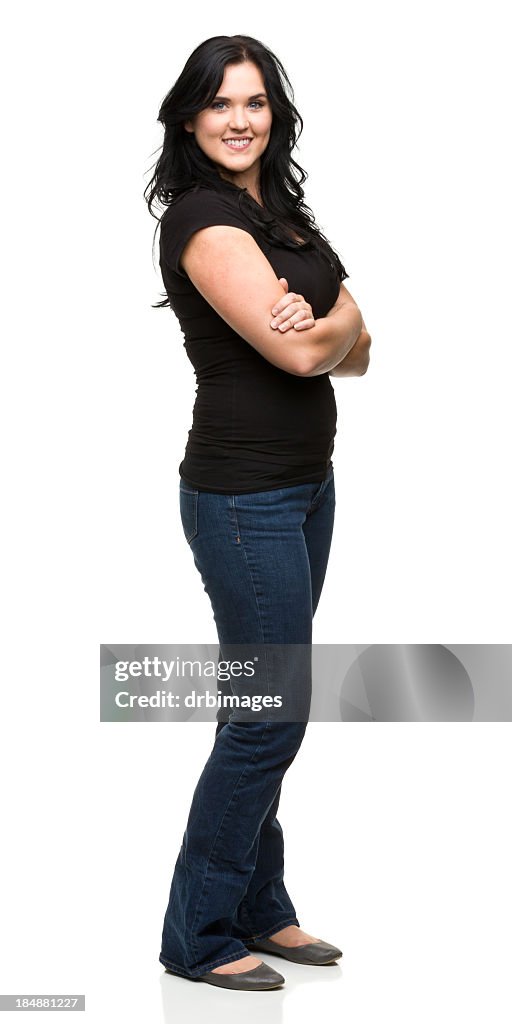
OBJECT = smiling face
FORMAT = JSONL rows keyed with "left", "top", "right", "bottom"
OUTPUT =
{"left": 184, "top": 61, "right": 272, "bottom": 198}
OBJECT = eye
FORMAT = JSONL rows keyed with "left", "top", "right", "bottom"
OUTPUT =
{"left": 211, "top": 100, "right": 265, "bottom": 111}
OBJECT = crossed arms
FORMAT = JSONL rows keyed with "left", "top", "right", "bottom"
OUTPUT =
{"left": 180, "top": 224, "right": 371, "bottom": 378}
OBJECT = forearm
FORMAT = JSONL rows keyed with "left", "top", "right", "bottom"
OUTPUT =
{"left": 329, "top": 329, "right": 372, "bottom": 377}
{"left": 300, "top": 303, "right": 363, "bottom": 377}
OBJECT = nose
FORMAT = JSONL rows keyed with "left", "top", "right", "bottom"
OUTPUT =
{"left": 228, "top": 107, "right": 250, "bottom": 132}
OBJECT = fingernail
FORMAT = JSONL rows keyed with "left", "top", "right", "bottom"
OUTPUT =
{"left": 271, "top": 308, "right": 277, "bottom": 315}
{"left": 270, "top": 319, "right": 278, "bottom": 327}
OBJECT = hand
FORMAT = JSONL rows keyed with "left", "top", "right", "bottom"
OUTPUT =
{"left": 270, "top": 278, "right": 316, "bottom": 332}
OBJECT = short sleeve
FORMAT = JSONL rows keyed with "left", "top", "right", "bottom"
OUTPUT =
{"left": 160, "top": 188, "right": 258, "bottom": 279}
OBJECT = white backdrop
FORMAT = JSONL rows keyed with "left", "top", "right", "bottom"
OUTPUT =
{"left": 1, "top": 1, "right": 511, "bottom": 1022}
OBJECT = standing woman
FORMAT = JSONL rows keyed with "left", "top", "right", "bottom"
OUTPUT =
{"left": 145, "top": 35, "right": 371, "bottom": 991}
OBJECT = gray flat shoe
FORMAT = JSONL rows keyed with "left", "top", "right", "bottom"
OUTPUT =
{"left": 197, "top": 961, "right": 285, "bottom": 990}
{"left": 246, "top": 937, "right": 342, "bottom": 965}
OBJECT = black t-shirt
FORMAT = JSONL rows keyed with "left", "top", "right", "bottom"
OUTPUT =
{"left": 159, "top": 184, "right": 349, "bottom": 493}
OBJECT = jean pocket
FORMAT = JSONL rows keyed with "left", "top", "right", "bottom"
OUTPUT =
{"left": 179, "top": 486, "right": 199, "bottom": 543}
{"left": 309, "top": 464, "right": 335, "bottom": 507}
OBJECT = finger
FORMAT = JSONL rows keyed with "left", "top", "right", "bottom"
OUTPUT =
{"left": 293, "top": 318, "right": 316, "bottom": 330}
{"left": 270, "top": 298, "right": 310, "bottom": 328}
{"left": 277, "top": 309, "right": 314, "bottom": 331}
{"left": 271, "top": 286, "right": 299, "bottom": 318}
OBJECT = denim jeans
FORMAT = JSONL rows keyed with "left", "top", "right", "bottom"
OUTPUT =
{"left": 159, "top": 464, "right": 335, "bottom": 978}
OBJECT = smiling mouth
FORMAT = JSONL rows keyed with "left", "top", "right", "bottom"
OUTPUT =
{"left": 222, "top": 138, "right": 253, "bottom": 149}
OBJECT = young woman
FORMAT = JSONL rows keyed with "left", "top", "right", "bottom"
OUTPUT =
{"left": 145, "top": 34, "right": 371, "bottom": 991}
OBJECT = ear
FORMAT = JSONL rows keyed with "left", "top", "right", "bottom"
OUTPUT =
{"left": 184, "top": 120, "right": 194, "bottom": 133}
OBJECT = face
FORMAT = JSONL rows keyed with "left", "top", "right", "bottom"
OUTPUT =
{"left": 184, "top": 61, "right": 272, "bottom": 193}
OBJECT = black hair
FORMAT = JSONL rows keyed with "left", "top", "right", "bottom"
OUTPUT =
{"left": 144, "top": 34, "right": 348, "bottom": 308}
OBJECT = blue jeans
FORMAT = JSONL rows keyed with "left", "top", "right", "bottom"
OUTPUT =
{"left": 159, "top": 464, "right": 335, "bottom": 978}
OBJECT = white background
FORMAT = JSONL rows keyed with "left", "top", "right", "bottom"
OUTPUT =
{"left": 1, "top": 1, "right": 511, "bottom": 1021}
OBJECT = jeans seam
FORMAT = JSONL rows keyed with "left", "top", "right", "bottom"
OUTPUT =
{"left": 235, "top": 894, "right": 262, "bottom": 936}
{"left": 230, "top": 495, "right": 267, "bottom": 645}
{"left": 229, "top": 495, "right": 272, "bottom": 709}
{"left": 236, "top": 898, "right": 254, "bottom": 931}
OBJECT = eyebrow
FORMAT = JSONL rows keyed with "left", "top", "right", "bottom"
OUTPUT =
{"left": 212, "top": 92, "right": 268, "bottom": 101}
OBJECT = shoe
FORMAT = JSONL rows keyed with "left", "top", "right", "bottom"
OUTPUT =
{"left": 197, "top": 961, "right": 285, "bottom": 990}
{"left": 246, "top": 937, "right": 342, "bottom": 966}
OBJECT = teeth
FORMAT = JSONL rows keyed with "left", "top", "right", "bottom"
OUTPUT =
{"left": 224, "top": 139, "right": 251, "bottom": 148}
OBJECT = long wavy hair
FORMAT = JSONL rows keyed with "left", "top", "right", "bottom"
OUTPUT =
{"left": 144, "top": 34, "right": 348, "bottom": 308}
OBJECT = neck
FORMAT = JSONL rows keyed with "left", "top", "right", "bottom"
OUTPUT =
{"left": 218, "top": 170, "right": 263, "bottom": 207}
